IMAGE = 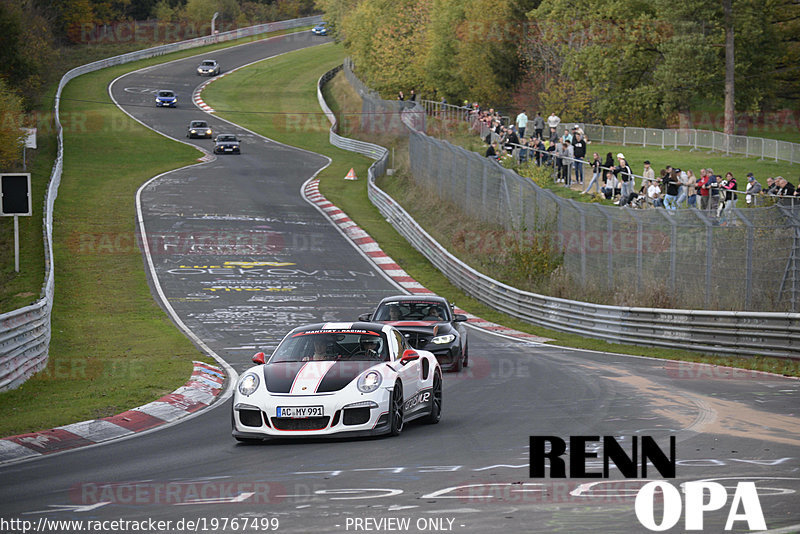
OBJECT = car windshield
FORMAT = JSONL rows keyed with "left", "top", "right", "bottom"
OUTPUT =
{"left": 269, "top": 330, "right": 388, "bottom": 363}
{"left": 158, "top": 91, "right": 174, "bottom": 97}
{"left": 374, "top": 301, "right": 448, "bottom": 321}
{"left": 190, "top": 121, "right": 207, "bottom": 128}
{"left": 217, "top": 135, "right": 237, "bottom": 142}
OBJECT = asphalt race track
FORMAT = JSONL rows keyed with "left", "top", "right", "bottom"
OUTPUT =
{"left": 1, "top": 31, "right": 799, "bottom": 534}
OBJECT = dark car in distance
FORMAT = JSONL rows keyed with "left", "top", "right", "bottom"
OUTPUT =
{"left": 214, "top": 133, "right": 241, "bottom": 154}
{"left": 359, "top": 295, "right": 469, "bottom": 371}
{"left": 187, "top": 120, "right": 212, "bottom": 139}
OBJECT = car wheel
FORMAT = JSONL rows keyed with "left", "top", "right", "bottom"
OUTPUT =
{"left": 453, "top": 347, "right": 463, "bottom": 372}
{"left": 463, "top": 342, "right": 469, "bottom": 368}
{"left": 389, "top": 382, "right": 404, "bottom": 436}
{"left": 424, "top": 370, "right": 442, "bottom": 424}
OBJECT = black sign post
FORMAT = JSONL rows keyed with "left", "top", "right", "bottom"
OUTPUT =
{"left": 1, "top": 173, "right": 32, "bottom": 273}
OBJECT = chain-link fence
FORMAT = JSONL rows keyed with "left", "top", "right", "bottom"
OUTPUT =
{"left": 408, "top": 130, "right": 800, "bottom": 312}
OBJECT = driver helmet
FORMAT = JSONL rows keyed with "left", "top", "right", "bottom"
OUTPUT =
{"left": 360, "top": 335, "right": 380, "bottom": 352}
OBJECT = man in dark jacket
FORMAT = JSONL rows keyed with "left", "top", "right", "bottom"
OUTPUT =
{"left": 572, "top": 133, "right": 587, "bottom": 185}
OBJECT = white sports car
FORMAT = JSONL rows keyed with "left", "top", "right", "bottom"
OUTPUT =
{"left": 232, "top": 322, "right": 442, "bottom": 442}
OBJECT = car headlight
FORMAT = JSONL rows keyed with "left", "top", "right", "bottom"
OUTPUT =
{"left": 431, "top": 334, "right": 456, "bottom": 344}
{"left": 238, "top": 373, "right": 260, "bottom": 396}
{"left": 190, "top": 129, "right": 196, "bottom": 134}
{"left": 357, "top": 370, "right": 382, "bottom": 393}
{"left": 206, "top": 129, "right": 212, "bottom": 135}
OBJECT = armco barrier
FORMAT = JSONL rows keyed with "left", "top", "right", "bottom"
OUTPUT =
{"left": 320, "top": 63, "right": 799, "bottom": 359}
{"left": 0, "top": 15, "right": 322, "bottom": 392}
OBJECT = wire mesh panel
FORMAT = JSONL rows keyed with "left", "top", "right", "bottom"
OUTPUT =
{"left": 625, "top": 127, "right": 645, "bottom": 146}
{"left": 695, "top": 130, "right": 714, "bottom": 150}
{"left": 644, "top": 128, "right": 664, "bottom": 148}
{"left": 730, "top": 135, "right": 748, "bottom": 157}
{"left": 777, "top": 141, "right": 795, "bottom": 164}
{"left": 712, "top": 131, "right": 728, "bottom": 153}
{"left": 604, "top": 126, "right": 625, "bottom": 144}
{"left": 763, "top": 138, "right": 779, "bottom": 161}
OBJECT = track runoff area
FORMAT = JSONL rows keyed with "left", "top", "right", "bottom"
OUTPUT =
{"left": 0, "top": 30, "right": 798, "bottom": 534}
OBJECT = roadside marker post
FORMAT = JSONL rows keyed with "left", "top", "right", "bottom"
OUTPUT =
{"left": 1, "top": 173, "right": 32, "bottom": 273}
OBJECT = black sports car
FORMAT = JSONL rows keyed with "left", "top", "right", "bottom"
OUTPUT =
{"left": 214, "top": 133, "right": 241, "bottom": 154}
{"left": 359, "top": 295, "right": 469, "bottom": 371}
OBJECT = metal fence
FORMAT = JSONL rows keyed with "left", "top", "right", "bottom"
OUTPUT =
{"left": 408, "top": 129, "right": 800, "bottom": 312}
{"left": 329, "top": 60, "right": 799, "bottom": 357}
{"left": 0, "top": 15, "right": 322, "bottom": 393}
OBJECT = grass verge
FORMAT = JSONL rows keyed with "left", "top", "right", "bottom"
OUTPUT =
{"left": 0, "top": 27, "right": 314, "bottom": 438}
{"left": 202, "top": 50, "right": 799, "bottom": 377}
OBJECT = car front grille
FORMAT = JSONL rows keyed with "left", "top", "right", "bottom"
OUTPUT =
{"left": 270, "top": 417, "right": 330, "bottom": 431}
{"left": 343, "top": 407, "right": 371, "bottom": 426}
{"left": 238, "top": 409, "right": 263, "bottom": 427}
{"left": 405, "top": 333, "right": 430, "bottom": 349}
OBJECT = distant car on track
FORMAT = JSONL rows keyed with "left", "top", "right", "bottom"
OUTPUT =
{"left": 186, "top": 120, "right": 212, "bottom": 139}
{"left": 359, "top": 295, "right": 469, "bottom": 372}
{"left": 155, "top": 90, "right": 177, "bottom": 107}
{"left": 311, "top": 22, "right": 328, "bottom": 36}
{"left": 197, "top": 59, "right": 220, "bottom": 76}
{"left": 214, "top": 133, "right": 241, "bottom": 154}
{"left": 231, "top": 322, "right": 442, "bottom": 442}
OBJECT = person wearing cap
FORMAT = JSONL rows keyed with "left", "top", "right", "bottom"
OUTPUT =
{"left": 745, "top": 173, "right": 762, "bottom": 206}
{"left": 613, "top": 153, "right": 634, "bottom": 206}
{"left": 572, "top": 132, "right": 587, "bottom": 185}
{"left": 642, "top": 160, "right": 655, "bottom": 183}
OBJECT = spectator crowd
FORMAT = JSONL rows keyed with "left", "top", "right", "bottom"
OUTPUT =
{"left": 453, "top": 102, "right": 800, "bottom": 213}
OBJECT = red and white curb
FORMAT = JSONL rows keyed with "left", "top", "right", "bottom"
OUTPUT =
{"left": 192, "top": 71, "right": 237, "bottom": 113}
{"left": 0, "top": 361, "right": 224, "bottom": 464}
{"left": 303, "top": 180, "right": 552, "bottom": 344}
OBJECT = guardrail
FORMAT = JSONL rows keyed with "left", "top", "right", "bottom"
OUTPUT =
{"left": 0, "top": 15, "right": 322, "bottom": 392}
{"left": 320, "top": 62, "right": 799, "bottom": 359}
{"left": 317, "top": 67, "right": 389, "bottom": 176}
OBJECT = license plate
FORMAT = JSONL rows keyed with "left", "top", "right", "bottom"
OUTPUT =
{"left": 277, "top": 406, "right": 323, "bottom": 418}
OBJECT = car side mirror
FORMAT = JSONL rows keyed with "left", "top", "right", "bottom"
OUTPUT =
{"left": 453, "top": 314, "right": 468, "bottom": 322}
{"left": 252, "top": 352, "right": 267, "bottom": 365}
{"left": 400, "top": 349, "right": 419, "bottom": 365}
{"left": 358, "top": 312, "right": 371, "bottom": 321}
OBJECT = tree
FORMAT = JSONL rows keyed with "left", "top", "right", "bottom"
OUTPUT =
{"left": 0, "top": 79, "right": 25, "bottom": 169}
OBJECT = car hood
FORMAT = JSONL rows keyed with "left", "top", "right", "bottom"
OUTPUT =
{"left": 385, "top": 320, "right": 441, "bottom": 335}
{"left": 263, "top": 361, "right": 380, "bottom": 394}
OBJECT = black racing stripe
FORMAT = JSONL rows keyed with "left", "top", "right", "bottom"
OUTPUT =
{"left": 316, "top": 362, "right": 377, "bottom": 393}
{"left": 264, "top": 362, "right": 305, "bottom": 393}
